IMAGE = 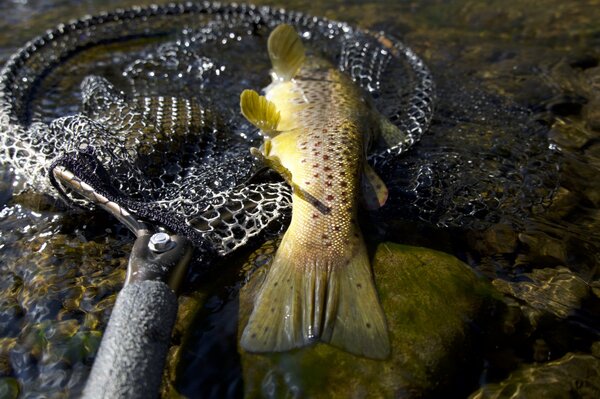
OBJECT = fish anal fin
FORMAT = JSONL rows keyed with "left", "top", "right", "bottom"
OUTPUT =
{"left": 362, "top": 163, "right": 389, "bottom": 210}
{"left": 241, "top": 232, "right": 390, "bottom": 360}
{"left": 240, "top": 89, "right": 281, "bottom": 137}
{"left": 374, "top": 114, "right": 408, "bottom": 151}
{"left": 268, "top": 24, "right": 306, "bottom": 81}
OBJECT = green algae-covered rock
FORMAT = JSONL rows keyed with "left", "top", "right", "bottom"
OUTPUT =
{"left": 0, "top": 377, "right": 19, "bottom": 399}
{"left": 239, "top": 242, "right": 501, "bottom": 398}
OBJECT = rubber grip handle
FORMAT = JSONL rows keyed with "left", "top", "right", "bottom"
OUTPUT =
{"left": 82, "top": 280, "right": 178, "bottom": 399}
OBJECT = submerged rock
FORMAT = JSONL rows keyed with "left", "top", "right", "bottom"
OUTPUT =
{"left": 0, "top": 377, "right": 19, "bottom": 399}
{"left": 470, "top": 353, "right": 600, "bottom": 399}
{"left": 492, "top": 267, "right": 591, "bottom": 328}
{"left": 239, "top": 242, "right": 501, "bottom": 398}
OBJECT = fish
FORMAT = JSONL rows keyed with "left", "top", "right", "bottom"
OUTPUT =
{"left": 239, "top": 24, "right": 405, "bottom": 359}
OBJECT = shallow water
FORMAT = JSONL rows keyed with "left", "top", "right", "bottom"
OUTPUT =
{"left": 0, "top": 0, "right": 599, "bottom": 398}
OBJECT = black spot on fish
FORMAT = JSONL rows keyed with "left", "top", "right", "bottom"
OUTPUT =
{"left": 357, "top": 283, "right": 362, "bottom": 289}
{"left": 366, "top": 323, "right": 371, "bottom": 329}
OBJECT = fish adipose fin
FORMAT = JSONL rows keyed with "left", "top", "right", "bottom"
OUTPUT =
{"left": 267, "top": 24, "right": 306, "bottom": 81}
{"left": 241, "top": 234, "right": 390, "bottom": 359}
{"left": 240, "top": 89, "right": 281, "bottom": 137}
{"left": 362, "top": 163, "right": 389, "bottom": 210}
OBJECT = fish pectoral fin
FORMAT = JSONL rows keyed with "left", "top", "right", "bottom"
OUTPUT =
{"left": 240, "top": 89, "right": 281, "bottom": 137}
{"left": 361, "top": 163, "right": 389, "bottom": 210}
{"left": 373, "top": 113, "right": 409, "bottom": 151}
{"left": 250, "top": 145, "right": 330, "bottom": 214}
{"left": 251, "top": 142, "right": 296, "bottom": 189}
{"left": 268, "top": 24, "right": 305, "bottom": 81}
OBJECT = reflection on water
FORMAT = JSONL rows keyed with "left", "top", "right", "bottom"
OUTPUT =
{"left": 1, "top": 0, "right": 599, "bottom": 398}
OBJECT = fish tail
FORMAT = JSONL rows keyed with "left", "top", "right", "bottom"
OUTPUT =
{"left": 241, "top": 232, "right": 390, "bottom": 359}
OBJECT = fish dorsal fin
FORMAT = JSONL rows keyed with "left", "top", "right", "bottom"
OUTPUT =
{"left": 267, "top": 24, "right": 305, "bottom": 81}
{"left": 362, "top": 164, "right": 389, "bottom": 210}
{"left": 240, "top": 89, "right": 281, "bottom": 137}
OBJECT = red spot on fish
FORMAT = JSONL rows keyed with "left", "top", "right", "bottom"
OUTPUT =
{"left": 323, "top": 155, "right": 330, "bottom": 160}
{"left": 313, "top": 173, "right": 320, "bottom": 178}
{"left": 305, "top": 181, "right": 311, "bottom": 185}
{"left": 324, "top": 166, "right": 331, "bottom": 172}
{"left": 326, "top": 195, "right": 334, "bottom": 201}
{"left": 313, "top": 163, "right": 319, "bottom": 168}
{"left": 312, "top": 213, "right": 319, "bottom": 219}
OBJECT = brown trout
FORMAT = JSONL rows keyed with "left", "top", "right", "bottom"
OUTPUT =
{"left": 240, "top": 24, "right": 403, "bottom": 359}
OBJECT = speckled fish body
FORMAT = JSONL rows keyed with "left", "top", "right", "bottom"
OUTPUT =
{"left": 266, "top": 59, "right": 374, "bottom": 256}
{"left": 239, "top": 24, "right": 391, "bottom": 359}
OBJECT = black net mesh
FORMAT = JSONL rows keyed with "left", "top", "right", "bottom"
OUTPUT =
{"left": 0, "top": 2, "right": 434, "bottom": 254}
{"left": 0, "top": 2, "right": 560, "bottom": 257}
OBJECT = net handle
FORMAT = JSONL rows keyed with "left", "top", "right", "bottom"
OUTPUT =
{"left": 81, "top": 280, "right": 178, "bottom": 399}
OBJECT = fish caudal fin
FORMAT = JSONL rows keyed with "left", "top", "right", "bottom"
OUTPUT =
{"left": 241, "top": 234, "right": 390, "bottom": 359}
{"left": 240, "top": 89, "right": 281, "bottom": 136}
{"left": 267, "top": 24, "right": 305, "bottom": 81}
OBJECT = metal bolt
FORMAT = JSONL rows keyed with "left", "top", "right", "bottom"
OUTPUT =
{"left": 148, "top": 232, "right": 175, "bottom": 253}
